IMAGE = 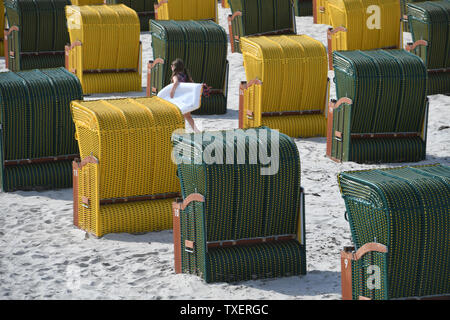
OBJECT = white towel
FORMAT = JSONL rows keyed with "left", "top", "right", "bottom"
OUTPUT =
{"left": 157, "top": 82, "right": 203, "bottom": 114}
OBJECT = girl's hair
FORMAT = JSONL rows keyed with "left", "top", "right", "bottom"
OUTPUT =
{"left": 171, "top": 58, "right": 191, "bottom": 81}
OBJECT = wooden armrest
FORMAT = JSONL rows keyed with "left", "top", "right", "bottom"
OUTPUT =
{"left": 73, "top": 155, "right": 99, "bottom": 169}
{"left": 353, "top": 243, "right": 388, "bottom": 261}
{"left": 148, "top": 58, "right": 165, "bottom": 70}
{"left": 5, "top": 26, "right": 19, "bottom": 37}
{"left": 328, "top": 26, "right": 347, "bottom": 35}
{"left": 66, "top": 41, "right": 82, "bottom": 52}
{"left": 329, "top": 97, "right": 352, "bottom": 112}
{"left": 154, "top": 0, "right": 168, "bottom": 10}
{"left": 174, "top": 193, "right": 205, "bottom": 211}
{"left": 405, "top": 40, "right": 428, "bottom": 52}
{"left": 230, "top": 11, "right": 242, "bottom": 21}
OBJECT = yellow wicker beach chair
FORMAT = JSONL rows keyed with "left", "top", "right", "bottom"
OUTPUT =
{"left": 239, "top": 35, "right": 329, "bottom": 138}
{"left": 154, "top": 0, "right": 218, "bottom": 23}
{"left": 326, "top": 0, "right": 402, "bottom": 69}
{"left": 313, "top": 0, "right": 331, "bottom": 24}
{"left": 65, "top": 4, "right": 142, "bottom": 94}
{"left": 71, "top": 97, "right": 185, "bottom": 237}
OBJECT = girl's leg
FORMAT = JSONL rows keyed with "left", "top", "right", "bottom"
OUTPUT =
{"left": 184, "top": 113, "right": 200, "bottom": 132}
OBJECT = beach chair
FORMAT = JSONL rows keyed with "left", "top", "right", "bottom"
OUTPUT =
{"left": 0, "top": 68, "right": 83, "bottom": 192}
{"left": 147, "top": 20, "right": 228, "bottom": 115}
{"left": 105, "top": 0, "right": 158, "bottom": 31}
{"left": 406, "top": 1, "right": 450, "bottom": 95}
{"left": 65, "top": 4, "right": 142, "bottom": 94}
{"left": 154, "top": 0, "right": 218, "bottom": 22}
{"left": 71, "top": 97, "right": 185, "bottom": 237}
{"left": 228, "top": 0, "right": 296, "bottom": 53}
{"left": 3, "top": 0, "right": 70, "bottom": 71}
{"left": 400, "top": 0, "right": 443, "bottom": 31}
{"left": 313, "top": 0, "right": 330, "bottom": 24}
{"left": 326, "top": 0, "right": 402, "bottom": 69}
{"left": 327, "top": 49, "right": 428, "bottom": 164}
{"left": 338, "top": 164, "right": 450, "bottom": 300}
{"left": 294, "top": 0, "right": 313, "bottom": 16}
{"left": 239, "top": 35, "right": 329, "bottom": 138}
{"left": 171, "top": 127, "right": 306, "bottom": 283}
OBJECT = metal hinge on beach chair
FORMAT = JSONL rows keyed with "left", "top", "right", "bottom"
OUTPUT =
{"left": 313, "top": 0, "right": 329, "bottom": 24}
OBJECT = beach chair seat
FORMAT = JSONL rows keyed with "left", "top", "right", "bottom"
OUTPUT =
{"left": 154, "top": 0, "right": 217, "bottom": 22}
{"left": 294, "top": 0, "right": 313, "bottom": 16}
{"left": 327, "top": 49, "right": 428, "bottom": 163}
{"left": 106, "top": 0, "right": 158, "bottom": 31}
{"left": 239, "top": 34, "right": 329, "bottom": 138}
{"left": 4, "top": 0, "right": 70, "bottom": 71}
{"left": 65, "top": 4, "right": 142, "bottom": 94}
{"left": 406, "top": 1, "right": 450, "bottom": 95}
{"left": 228, "top": 0, "right": 296, "bottom": 53}
{"left": 171, "top": 127, "right": 306, "bottom": 283}
{"left": 0, "top": 67, "right": 83, "bottom": 192}
{"left": 71, "top": 97, "right": 184, "bottom": 237}
{"left": 338, "top": 164, "right": 450, "bottom": 299}
{"left": 147, "top": 20, "right": 228, "bottom": 115}
{"left": 326, "top": 0, "right": 402, "bottom": 69}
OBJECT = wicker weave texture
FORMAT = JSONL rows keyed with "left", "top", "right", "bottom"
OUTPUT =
{"left": 338, "top": 164, "right": 450, "bottom": 299}
{"left": 240, "top": 35, "right": 328, "bottom": 137}
{"left": 106, "top": 0, "right": 158, "bottom": 31}
{"left": 0, "top": 67, "right": 83, "bottom": 191}
{"left": 65, "top": 4, "right": 142, "bottom": 94}
{"left": 4, "top": 0, "right": 70, "bottom": 71}
{"left": 331, "top": 49, "right": 428, "bottom": 163}
{"left": 327, "top": 0, "right": 401, "bottom": 52}
{"left": 149, "top": 19, "right": 228, "bottom": 114}
{"left": 172, "top": 127, "right": 306, "bottom": 282}
{"left": 155, "top": 0, "right": 217, "bottom": 22}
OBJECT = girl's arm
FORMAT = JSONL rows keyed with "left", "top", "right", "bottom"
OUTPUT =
{"left": 170, "top": 76, "right": 179, "bottom": 98}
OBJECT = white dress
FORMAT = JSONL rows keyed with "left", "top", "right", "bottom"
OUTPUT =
{"left": 157, "top": 82, "right": 203, "bottom": 114}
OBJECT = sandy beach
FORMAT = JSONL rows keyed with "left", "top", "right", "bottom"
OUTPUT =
{"left": 0, "top": 7, "right": 449, "bottom": 300}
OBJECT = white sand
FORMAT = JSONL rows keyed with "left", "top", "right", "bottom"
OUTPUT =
{"left": 0, "top": 8, "right": 449, "bottom": 300}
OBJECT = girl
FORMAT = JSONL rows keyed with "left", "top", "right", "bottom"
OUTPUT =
{"left": 170, "top": 59, "right": 199, "bottom": 132}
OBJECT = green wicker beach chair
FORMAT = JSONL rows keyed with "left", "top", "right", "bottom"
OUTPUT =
{"left": 227, "top": 0, "right": 296, "bottom": 53}
{"left": 338, "top": 164, "right": 450, "bottom": 300}
{"left": 327, "top": 49, "right": 429, "bottom": 164}
{"left": 147, "top": 19, "right": 228, "bottom": 115}
{"left": 171, "top": 127, "right": 306, "bottom": 283}
{"left": 401, "top": 0, "right": 443, "bottom": 31}
{"left": 294, "top": 0, "right": 313, "bottom": 16}
{"left": 406, "top": 1, "right": 450, "bottom": 95}
{"left": 4, "top": 0, "right": 70, "bottom": 71}
{"left": 105, "top": 0, "right": 157, "bottom": 31}
{"left": 0, "top": 67, "right": 83, "bottom": 192}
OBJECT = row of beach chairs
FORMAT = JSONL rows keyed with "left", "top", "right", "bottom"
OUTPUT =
{"left": 0, "top": 0, "right": 448, "bottom": 300}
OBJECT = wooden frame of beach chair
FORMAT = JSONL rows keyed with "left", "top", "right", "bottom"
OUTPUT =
{"left": 341, "top": 244, "right": 450, "bottom": 300}
{"left": 227, "top": 0, "right": 297, "bottom": 53}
